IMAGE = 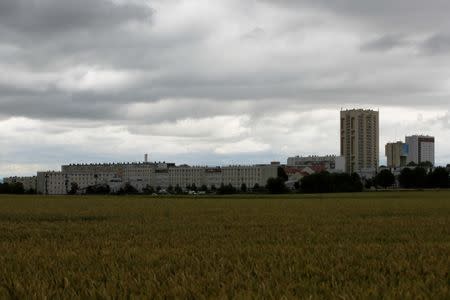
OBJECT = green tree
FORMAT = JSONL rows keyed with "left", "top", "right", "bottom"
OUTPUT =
{"left": 277, "top": 167, "right": 289, "bottom": 182}
{"left": 398, "top": 168, "right": 414, "bottom": 188}
{"left": 174, "top": 185, "right": 183, "bottom": 194}
{"left": 412, "top": 167, "right": 427, "bottom": 188}
{"left": 266, "top": 177, "right": 287, "bottom": 194}
{"left": 252, "top": 183, "right": 266, "bottom": 193}
{"left": 300, "top": 172, "right": 363, "bottom": 194}
{"left": 68, "top": 182, "right": 79, "bottom": 195}
{"left": 86, "top": 184, "right": 110, "bottom": 195}
{"left": 118, "top": 183, "right": 138, "bottom": 195}
{"left": 374, "top": 170, "right": 395, "bottom": 188}
{"left": 240, "top": 183, "right": 247, "bottom": 193}
{"left": 217, "top": 183, "right": 237, "bottom": 195}
{"left": 9, "top": 183, "right": 25, "bottom": 194}
{"left": 167, "top": 185, "right": 174, "bottom": 194}
{"left": 364, "top": 178, "right": 374, "bottom": 189}
{"left": 418, "top": 161, "right": 433, "bottom": 168}
{"left": 399, "top": 167, "right": 427, "bottom": 189}
{"left": 25, "top": 188, "right": 37, "bottom": 194}
{"left": 0, "top": 182, "right": 25, "bottom": 194}
{"left": 143, "top": 185, "right": 155, "bottom": 194}
{"left": 427, "top": 167, "right": 449, "bottom": 188}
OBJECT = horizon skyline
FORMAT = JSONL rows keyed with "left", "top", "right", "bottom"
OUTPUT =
{"left": 1, "top": 1, "right": 450, "bottom": 178}
{"left": 1, "top": 120, "right": 445, "bottom": 180}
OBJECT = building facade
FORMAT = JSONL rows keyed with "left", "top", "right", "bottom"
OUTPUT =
{"left": 3, "top": 176, "right": 37, "bottom": 191}
{"left": 286, "top": 155, "right": 345, "bottom": 172}
{"left": 385, "top": 142, "right": 409, "bottom": 168}
{"left": 37, "top": 171, "right": 119, "bottom": 195}
{"left": 340, "top": 109, "right": 379, "bottom": 174}
{"left": 405, "top": 135, "right": 435, "bottom": 165}
{"left": 36, "top": 162, "right": 279, "bottom": 195}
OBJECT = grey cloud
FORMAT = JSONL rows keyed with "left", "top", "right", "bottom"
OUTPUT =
{"left": 360, "top": 34, "right": 410, "bottom": 52}
{"left": 265, "top": 0, "right": 450, "bottom": 32}
{"left": 421, "top": 34, "right": 450, "bottom": 55}
{"left": 0, "top": 93, "right": 123, "bottom": 121}
{"left": 436, "top": 113, "right": 450, "bottom": 129}
{"left": 0, "top": 0, "right": 449, "bottom": 126}
{"left": 242, "top": 27, "right": 266, "bottom": 40}
{"left": 0, "top": 0, "right": 152, "bottom": 36}
{"left": 1, "top": 67, "right": 448, "bottom": 123}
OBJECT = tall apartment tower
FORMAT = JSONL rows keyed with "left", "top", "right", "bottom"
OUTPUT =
{"left": 385, "top": 141, "right": 409, "bottom": 168}
{"left": 405, "top": 135, "right": 435, "bottom": 165}
{"left": 340, "top": 109, "right": 379, "bottom": 174}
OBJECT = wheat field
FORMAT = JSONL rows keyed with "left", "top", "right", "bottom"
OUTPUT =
{"left": 0, "top": 192, "right": 449, "bottom": 299}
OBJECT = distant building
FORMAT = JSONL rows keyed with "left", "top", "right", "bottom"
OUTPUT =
{"left": 340, "top": 109, "right": 379, "bottom": 175}
{"left": 35, "top": 161, "right": 279, "bottom": 195}
{"left": 385, "top": 142, "right": 409, "bottom": 168}
{"left": 3, "top": 176, "right": 37, "bottom": 191}
{"left": 283, "top": 166, "right": 320, "bottom": 182}
{"left": 405, "top": 135, "right": 435, "bottom": 165}
{"left": 286, "top": 155, "right": 345, "bottom": 173}
{"left": 37, "top": 171, "right": 120, "bottom": 195}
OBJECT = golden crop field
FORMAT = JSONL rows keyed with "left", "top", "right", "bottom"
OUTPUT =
{"left": 0, "top": 192, "right": 449, "bottom": 299}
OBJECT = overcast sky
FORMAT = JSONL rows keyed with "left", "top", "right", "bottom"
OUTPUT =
{"left": 1, "top": 0, "right": 450, "bottom": 177}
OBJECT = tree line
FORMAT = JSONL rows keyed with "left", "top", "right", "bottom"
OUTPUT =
{"left": 363, "top": 167, "right": 449, "bottom": 189}
{"left": 0, "top": 182, "right": 36, "bottom": 194}
{"left": 292, "top": 167, "right": 449, "bottom": 193}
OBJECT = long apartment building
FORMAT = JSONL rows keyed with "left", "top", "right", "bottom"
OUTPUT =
{"left": 36, "top": 172, "right": 120, "bottom": 195}
{"left": 34, "top": 161, "right": 279, "bottom": 195}
{"left": 340, "top": 109, "right": 379, "bottom": 175}
{"left": 3, "top": 176, "right": 37, "bottom": 191}
{"left": 286, "top": 155, "right": 345, "bottom": 172}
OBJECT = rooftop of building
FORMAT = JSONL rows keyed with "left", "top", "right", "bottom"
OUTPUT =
{"left": 386, "top": 141, "right": 405, "bottom": 144}
{"left": 62, "top": 161, "right": 166, "bottom": 167}
{"left": 289, "top": 155, "right": 339, "bottom": 159}
{"left": 405, "top": 135, "right": 435, "bottom": 138}
{"left": 340, "top": 108, "right": 378, "bottom": 112}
